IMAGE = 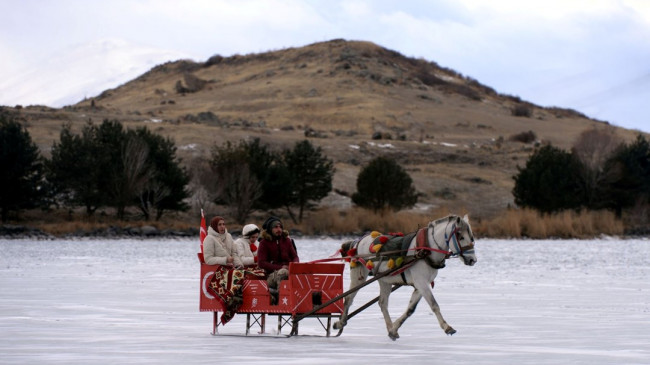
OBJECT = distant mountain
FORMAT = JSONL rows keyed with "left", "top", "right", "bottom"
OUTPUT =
{"left": 0, "top": 38, "right": 189, "bottom": 108}
{"left": 7, "top": 39, "right": 642, "bottom": 218}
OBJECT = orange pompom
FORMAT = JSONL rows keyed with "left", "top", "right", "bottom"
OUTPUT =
{"left": 365, "top": 260, "right": 374, "bottom": 270}
{"left": 349, "top": 260, "right": 358, "bottom": 268}
{"left": 387, "top": 258, "right": 395, "bottom": 269}
{"left": 379, "top": 236, "right": 389, "bottom": 244}
{"left": 372, "top": 244, "right": 383, "bottom": 253}
{"left": 370, "top": 231, "right": 381, "bottom": 238}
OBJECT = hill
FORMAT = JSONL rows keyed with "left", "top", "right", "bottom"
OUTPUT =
{"left": 8, "top": 39, "right": 644, "bottom": 222}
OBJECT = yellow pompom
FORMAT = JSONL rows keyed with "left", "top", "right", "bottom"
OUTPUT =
{"left": 395, "top": 257, "right": 404, "bottom": 267}
{"left": 350, "top": 260, "right": 358, "bottom": 268}
{"left": 372, "top": 244, "right": 383, "bottom": 253}
{"left": 366, "top": 260, "right": 374, "bottom": 270}
{"left": 387, "top": 258, "right": 395, "bottom": 269}
{"left": 370, "top": 231, "right": 381, "bottom": 238}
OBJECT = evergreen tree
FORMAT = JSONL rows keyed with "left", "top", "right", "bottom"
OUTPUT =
{"left": 283, "top": 140, "right": 334, "bottom": 223}
{"left": 352, "top": 156, "right": 418, "bottom": 213}
{"left": 48, "top": 123, "right": 105, "bottom": 215}
{"left": 0, "top": 113, "right": 44, "bottom": 221}
{"left": 512, "top": 145, "right": 585, "bottom": 213}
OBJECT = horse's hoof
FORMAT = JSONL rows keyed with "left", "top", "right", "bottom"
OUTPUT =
{"left": 445, "top": 327, "right": 456, "bottom": 336}
{"left": 333, "top": 321, "right": 344, "bottom": 330}
{"left": 388, "top": 332, "right": 400, "bottom": 341}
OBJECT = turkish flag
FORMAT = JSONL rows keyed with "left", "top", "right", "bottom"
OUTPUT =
{"left": 200, "top": 209, "right": 207, "bottom": 254}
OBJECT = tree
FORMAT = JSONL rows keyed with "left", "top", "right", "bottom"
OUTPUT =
{"left": 131, "top": 127, "right": 190, "bottom": 220}
{"left": 598, "top": 134, "right": 650, "bottom": 216}
{"left": 48, "top": 123, "right": 105, "bottom": 215}
{"left": 571, "top": 127, "right": 621, "bottom": 209}
{"left": 512, "top": 144, "right": 585, "bottom": 213}
{"left": 0, "top": 113, "right": 45, "bottom": 221}
{"left": 48, "top": 120, "right": 189, "bottom": 220}
{"left": 283, "top": 140, "right": 334, "bottom": 223}
{"left": 94, "top": 120, "right": 132, "bottom": 219}
{"left": 352, "top": 156, "right": 418, "bottom": 213}
{"left": 210, "top": 140, "right": 263, "bottom": 224}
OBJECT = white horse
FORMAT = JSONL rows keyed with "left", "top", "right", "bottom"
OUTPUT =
{"left": 333, "top": 214, "right": 477, "bottom": 340}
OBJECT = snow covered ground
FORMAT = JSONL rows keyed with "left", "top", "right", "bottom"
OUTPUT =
{"left": 1, "top": 237, "right": 649, "bottom": 364}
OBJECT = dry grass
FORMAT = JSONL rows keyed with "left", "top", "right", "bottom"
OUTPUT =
{"left": 10, "top": 206, "right": 625, "bottom": 239}
{"left": 473, "top": 208, "right": 624, "bottom": 239}
{"left": 294, "top": 206, "right": 466, "bottom": 236}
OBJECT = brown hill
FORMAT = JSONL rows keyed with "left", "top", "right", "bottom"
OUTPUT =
{"left": 12, "top": 39, "right": 644, "bottom": 221}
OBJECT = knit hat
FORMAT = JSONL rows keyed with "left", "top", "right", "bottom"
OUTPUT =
{"left": 210, "top": 216, "right": 225, "bottom": 231}
{"left": 242, "top": 224, "right": 260, "bottom": 238}
{"left": 262, "top": 216, "right": 282, "bottom": 233}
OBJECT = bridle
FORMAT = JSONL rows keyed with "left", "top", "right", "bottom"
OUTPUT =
{"left": 423, "top": 218, "right": 475, "bottom": 268}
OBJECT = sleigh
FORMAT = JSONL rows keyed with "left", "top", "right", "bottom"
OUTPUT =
{"left": 199, "top": 253, "right": 345, "bottom": 336}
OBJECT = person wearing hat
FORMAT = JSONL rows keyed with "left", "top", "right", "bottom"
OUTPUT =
{"left": 257, "top": 216, "right": 299, "bottom": 302}
{"left": 203, "top": 216, "right": 243, "bottom": 267}
{"left": 233, "top": 223, "right": 260, "bottom": 267}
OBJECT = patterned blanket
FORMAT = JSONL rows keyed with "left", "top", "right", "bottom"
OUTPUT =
{"left": 208, "top": 266, "right": 265, "bottom": 325}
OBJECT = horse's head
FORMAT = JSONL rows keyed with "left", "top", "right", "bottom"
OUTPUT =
{"left": 446, "top": 215, "right": 477, "bottom": 266}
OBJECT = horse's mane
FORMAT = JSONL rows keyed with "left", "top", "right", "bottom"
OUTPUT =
{"left": 433, "top": 215, "right": 457, "bottom": 225}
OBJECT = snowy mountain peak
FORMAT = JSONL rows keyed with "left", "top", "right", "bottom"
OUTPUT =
{"left": 0, "top": 38, "right": 191, "bottom": 108}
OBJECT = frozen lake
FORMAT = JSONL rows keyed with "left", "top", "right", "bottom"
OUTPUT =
{"left": 1, "top": 236, "right": 649, "bottom": 364}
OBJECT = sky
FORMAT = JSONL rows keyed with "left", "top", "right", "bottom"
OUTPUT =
{"left": 1, "top": 0, "right": 649, "bottom": 133}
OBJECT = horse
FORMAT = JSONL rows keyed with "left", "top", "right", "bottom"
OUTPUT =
{"left": 333, "top": 214, "right": 477, "bottom": 340}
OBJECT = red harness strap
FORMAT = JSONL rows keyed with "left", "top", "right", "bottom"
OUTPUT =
{"left": 416, "top": 228, "right": 427, "bottom": 249}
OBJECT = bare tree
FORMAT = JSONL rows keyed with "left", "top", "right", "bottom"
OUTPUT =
{"left": 187, "top": 157, "right": 215, "bottom": 213}
{"left": 112, "top": 136, "right": 153, "bottom": 219}
{"left": 572, "top": 127, "right": 622, "bottom": 208}
{"left": 212, "top": 162, "right": 262, "bottom": 225}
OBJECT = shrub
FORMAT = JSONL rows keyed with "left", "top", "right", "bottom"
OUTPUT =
{"left": 509, "top": 130, "right": 537, "bottom": 143}
{"left": 352, "top": 156, "right": 418, "bottom": 213}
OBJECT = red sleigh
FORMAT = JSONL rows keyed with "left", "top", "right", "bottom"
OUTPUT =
{"left": 198, "top": 253, "right": 345, "bottom": 336}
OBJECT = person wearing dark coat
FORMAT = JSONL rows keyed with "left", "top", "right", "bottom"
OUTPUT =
{"left": 257, "top": 216, "right": 299, "bottom": 302}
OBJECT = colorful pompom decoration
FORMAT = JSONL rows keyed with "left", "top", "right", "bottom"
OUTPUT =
{"left": 350, "top": 260, "right": 358, "bottom": 268}
{"left": 370, "top": 244, "right": 383, "bottom": 253}
{"left": 365, "top": 260, "right": 374, "bottom": 270}
{"left": 395, "top": 257, "right": 404, "bottom": 267}
{"left": 347, "top": 248, "right": 357, "bottom": 257}
{"left": 254, "top": 256, "right": 258, "bottom": 263}
{"left": 370, "top": 231, "right": 381, "bottom": 238}
{"left": 379, "top": 236, "right": 389, "bottom": 244}
{"left": 387, "top": 258, "right": 395, "bottom": 269}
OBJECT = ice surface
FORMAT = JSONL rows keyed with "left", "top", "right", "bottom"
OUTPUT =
{"left": 1, "top": 237, "right": 649, "bottom": 364}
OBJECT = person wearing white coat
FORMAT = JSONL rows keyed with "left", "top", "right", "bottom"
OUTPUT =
{"left": 233, "top": 224, "right": 260, "bottom": 267}
{"left": 203, "top": 216, "right": 243, "bottom": 267}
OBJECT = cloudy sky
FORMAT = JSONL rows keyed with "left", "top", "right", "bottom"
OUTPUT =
{"left": 1, "top": 0, "right": 649, "bottom": 133}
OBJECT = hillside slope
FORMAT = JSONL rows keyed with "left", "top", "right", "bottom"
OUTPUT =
{"left": 12, "top": 39, "right": 642, "bottom": 219}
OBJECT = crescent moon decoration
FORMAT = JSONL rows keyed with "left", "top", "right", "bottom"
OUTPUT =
{"left": 202, "top": 271, "right": 215, "bottom": 299}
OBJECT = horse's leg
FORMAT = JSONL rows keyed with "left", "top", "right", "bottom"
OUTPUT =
{"left": 389, "top": 288, "right": 422, "bottom": 339}
{"left": 413, "top": 280, "right": 456, "bottom": 335}
{"left": 377, "top": 280, "right": 398, "bottom": 340}
{"left": 333, "top": 266, "right": 368, "bottom": 330}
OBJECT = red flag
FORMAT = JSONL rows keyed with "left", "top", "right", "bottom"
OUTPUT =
{"left": 199, "top": 209, "right": 207, "bottom": 254}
